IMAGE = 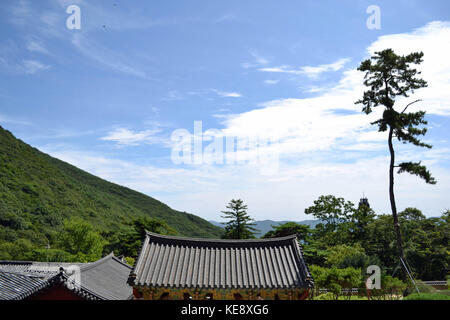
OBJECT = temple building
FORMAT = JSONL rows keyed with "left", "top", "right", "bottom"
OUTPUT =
{"left": 128, "top": 232, "right": 314, "bottom": 300}
{"left": 0, "top": 253, "right": 133, "bottom": 300}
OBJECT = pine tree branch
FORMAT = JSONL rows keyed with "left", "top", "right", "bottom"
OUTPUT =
{"left": 397, "top": 161, "right": 437, "bottom": 184}
{"left": 401, "top": 99, "right": 422, "bottom": 114}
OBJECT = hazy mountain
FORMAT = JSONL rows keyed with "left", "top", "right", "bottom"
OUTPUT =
{"left": 209, "top": 219, "right": 321, "bottom": 237}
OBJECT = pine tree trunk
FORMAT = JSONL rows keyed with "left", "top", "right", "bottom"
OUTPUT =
{"left": 388, "top": 127, "right": 407, "bottom": 281}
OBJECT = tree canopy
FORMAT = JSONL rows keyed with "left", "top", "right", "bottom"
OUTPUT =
{"left": 221, "top": 199, "right": 258, "bottom": 239}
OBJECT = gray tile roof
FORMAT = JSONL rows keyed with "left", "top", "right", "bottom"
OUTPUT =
{"left": 0, "top": 270, "right": 106, "bottom": 300}
{"left": 129, "top": 232, "right": 313, "bottom": 290}
{"left": 79, "top": 253, "right": 133, "bottom": 300}
{"left": 0, "top": 261, "right": 84, "bottom": 280}
{"left": 0, "top": 253, "right": 133, "bottom": 300}
{"left": 0, "top": 271, "right": 52, "bottom": 300}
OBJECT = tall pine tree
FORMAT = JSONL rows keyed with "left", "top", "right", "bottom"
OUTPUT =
{"left": 355, "top": 49, "right": 436, "bottom": 280}
{"left": 221, "top": 199, "right": 258, "bottom": 239}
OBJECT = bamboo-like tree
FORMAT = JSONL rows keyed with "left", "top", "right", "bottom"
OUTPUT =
{"left": 355, "top": 48, "right": 436, "bottom": 279}
{"left": 221, "top": 199, "right": 258, "bottom": 239}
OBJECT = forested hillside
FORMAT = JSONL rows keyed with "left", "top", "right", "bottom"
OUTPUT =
{"left": 0, "top": 126, "right": 223, "bottom": 261}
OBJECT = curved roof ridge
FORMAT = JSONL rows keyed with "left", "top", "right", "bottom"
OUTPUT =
{"left": 111, "top": 255, "right": 133, "bottom": 269}
{"left": 54, "top": 272, "right": 104, "bottom": 300}
{"left": 0, "top": 270, "right": 46, "bottom": 279}
{"left": 79, "top": 252, "right": 115, "bottom": 272}
{"left": 145, "top": 231, "right": 297, "bottom": 244}
{"left": 0, "top": 260, "right": 33, "bottom": 265}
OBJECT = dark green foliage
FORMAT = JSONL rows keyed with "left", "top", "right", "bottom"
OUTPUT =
{"left": 400, "top": 215, "right": 449, "bottom": 280}
{"left": 356, "top": 49, "right": 427, "bottom": 112}
{"left": 368, "top": 275, "right": 407, "bottom": 300}
{"left": 323, "top": 244, "right": 380, "bottom": 270}
{"left": 268, "top": 194, "right": 449, "bottom": 281}
{"left": 304, "top": 195, "right": 354, "bottom": 228}
{"left": 58, "top": 217, "right": 106, "bottom": 262}
{"left": 105, "top": 217, "right": 177, "bottom": 258}
{"left": 30, "top": 248, "right": 74, "bottom": 262}
{"left": 304, "top": 195, "right": 376, "bottom": 245}
{"left": 399, "top": 207, "right": 426, "bottom": 221}
{"left": 397, "top": 161, "right": 436, "bottom": 184}
{"left": 221, "top": 199, "right": 258, "bottom": 239}
{"left": 309, "top": 265, "right": 362, "bottom": 300}
{"left": 0, "top": 125, "right": 223, "bottom": 261}
{"left": 262, "top": 222, "right": 311, "bottom": 243}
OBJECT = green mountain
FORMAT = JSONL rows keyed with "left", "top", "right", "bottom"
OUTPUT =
{"left": 0, "top": 125, "right": 223, "bottom": 258}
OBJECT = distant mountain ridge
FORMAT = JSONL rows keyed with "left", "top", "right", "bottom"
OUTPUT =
{"left": 0, "top": 125, "right": 223, "bottom": 259}
{"left": 209, "top": 219, "right": 321, "bottom": 238}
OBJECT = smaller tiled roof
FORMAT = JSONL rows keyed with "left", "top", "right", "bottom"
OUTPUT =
{"left": 0, "top": 271, "right": 51, "bottom": 300}
{"left": 0, "top": 269, "right": 103, "bottom": 300}
{"left": 0, "top": 253, "right": 133, "bottom": 300}
{"left": 0, "top": 261, "right": 83, "bottom": 280}
{"left": 129, "top": 232, "right": 313, "bottom": 290}
{"left": 79, "top": 253, "right": 133, "bottom": 300}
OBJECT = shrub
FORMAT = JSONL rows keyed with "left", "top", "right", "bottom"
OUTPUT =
{"left": 310, "top": 265, "right": 362, "bottom": 299}
{"left": 437, "top": 289, "right": 450, "bottom": 296}
{"left": 403, "top": 293, "right": 450, "bottom": 300}
{"left": 314, "top": 292, "right": 335, "bottom": 300}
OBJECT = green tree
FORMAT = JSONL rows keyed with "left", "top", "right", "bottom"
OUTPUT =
{"left": 305, "top": 195, "right": 354, "bottom": 228}
{"left": 356, "top": 49, "right": 436, "bottom": 279}
{"left": 362, "top": 214, "right": 398, "bottom": 274}
{"left": 325, "top": 244, "right": 365, "bottom": 267}
{"left": 221, "top": 199, "right": 258, "bottom": 239}
{"left": 309, "top": 265, "right": 362, "bottom": 300}
{"left": 262, "top": 222, "right": 311, "bottom": 243}
{"left": 350, "top": 204, "right": 376, "bottom": 242}
{"left": 106, "top": 217, "right": 176, "bottom": 258}
{"left": 402, "top": 215, "right": 449, "bottom": 280}
{"left": 305, "top": 195, "right": 356, "bottom": 245}
{"left": 58, "top": 217, "right": 106, "bottom": 262}
{"left": 0, "top": 238, "right": 34, "bottom": 260}
{"left": 381, "top": 275, "right": 407, "bottom": 300}
{"left": 399, "top": 207, "right": 426, "bottom": 221}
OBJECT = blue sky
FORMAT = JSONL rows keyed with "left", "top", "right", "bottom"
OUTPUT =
{"left": 1, "top": 0, "right": 450, "bottom": 221}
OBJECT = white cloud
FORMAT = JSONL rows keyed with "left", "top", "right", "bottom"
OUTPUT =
{"left": 367, "top": 21, "right": 450, "bottom": 116}
{"left": 0, "top": 56, "right": 50, "bottom": 75}
{"left": 0, "top": 41, "right": 50, "bottom": 75}
{"left": 302, "top": 58, "right": 351, "bottom": 79}
{"left": 258, "top": 65, "right": 296, "bottom": 74}
{"left": 223, "top": 21, "right": 450, "bottom": 161}
{"left": 33, "top": 21, "right": 450, "bottom": 221}
{"left": 0, "top": 114, "right": 31, "bottom": 126}
{"left": 304, "top": 86, "right": 325, "bottom": 93}
{"left": 39, "top": 145, "right": 450, "bottom": 221}
{"left": 26, "top": 40, "right": 49, "bottom": 54}
{"left": 215, "top": 14, "right": 238, "bottom": 23}
{"left": 9, "top": 0, "right": 31, "bottom": 26}
{"left": 21, "top": 60, "right": 50, "bottom": 74}
{"left": 211, "top": 89, "right": 242, "bottom": 98}
{"left": 163, "top": 90, "right": 183, "bottom": 101}
{"left": 242, "top": 50, "right": 269, "bottom": 69}
{"left": 264, "top": 80, "right": 279, "bottom": 85}
{"left": 100, "top": 128, "right": 162, "bottom": 146}
{"left": 71, "top": 34, "right": 148, "bottom": 79}
{"left": 258, "top": 58, "right": 351, "bottom": 79}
